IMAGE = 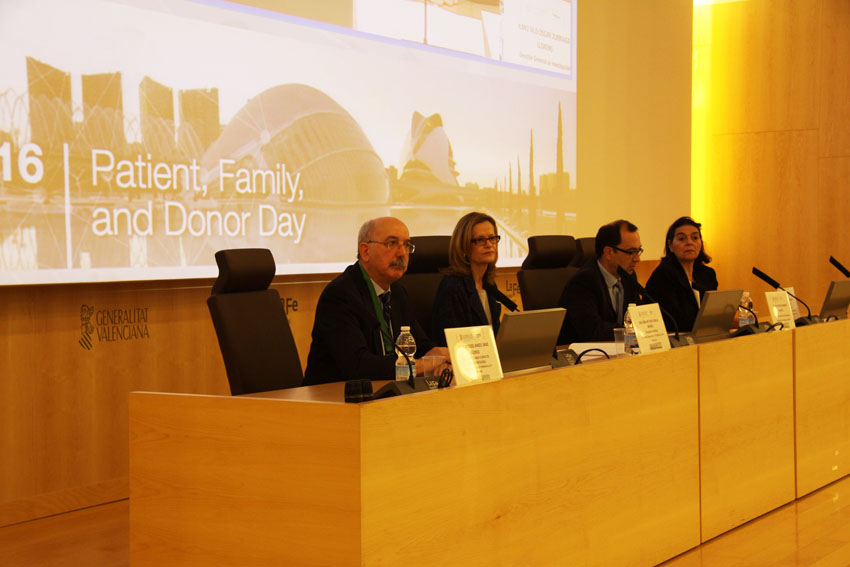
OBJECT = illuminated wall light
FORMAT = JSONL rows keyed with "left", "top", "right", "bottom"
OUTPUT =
{"left": 691, "top": 2, "right": 711, "bottom": 229}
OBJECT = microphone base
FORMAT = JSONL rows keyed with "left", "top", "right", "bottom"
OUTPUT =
{"left": 795, "top": 316, "right": 821, "bottom": 326}
{"left": 731, "top": 322, "right": 773, "bottom": 337}
{"left": 373, "top": 377, "right": 441, "bottom": 399}
{"left": 669, "top": 335, "right": 695, "bottom": 348}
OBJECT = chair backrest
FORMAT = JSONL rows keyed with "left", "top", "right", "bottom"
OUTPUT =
{"left": 572, "top": 237, "right": 596, "bottom": 267}
{"left": 207, "top": 248, "right": 303, "bottom": 395}
{"left": 397, "top": 235, "right": 451, "bottom": 336}
{"left": 517, "top": 235, "right": 579, "bottom": 311}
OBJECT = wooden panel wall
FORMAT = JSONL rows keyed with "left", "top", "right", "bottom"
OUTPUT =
{"left": 694, "top": 0, "right": 850, "bottom": 317}
{"left": 0, "top": 268, "right": 523, "bottom": 527}
{"left": 0, "top": 281, "right": 229, "bottom": 526}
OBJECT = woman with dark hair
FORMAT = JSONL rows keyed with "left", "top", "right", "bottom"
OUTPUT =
{"left": 645, "top": 216, "right": 718, "bottom": 332}
{"left": 430, "top": 211, "right": 517, "bottom": 346}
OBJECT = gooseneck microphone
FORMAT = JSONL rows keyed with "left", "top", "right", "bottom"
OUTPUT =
{"left": 371, "top": 325, "right": 443, "bottom": 399}
{"left": 751, "top": 267, "right": 781, "bottom": 290}
{"left": 617, "top": 266, "right": 691, "bottom": 348}
{"left": 751, "top": 267, "right": 819, "bottom": 326}
{"left": 728, "top": 300, "right": 772, "bottom": 337}
{"left": 734, "top": 301, "right": 759, "bottom": 325}
{"left": 829, "top": 256, "right": 850, "bottom": 278}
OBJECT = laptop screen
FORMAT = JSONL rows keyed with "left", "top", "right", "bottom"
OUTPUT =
{"left": 690, "top": 289, "right": 743, "bottom": 342}
{"left": 819, "top": 280, "right": 850, "bottom": 319}
{"left": 495, "top": 308, "right": 566, "bottom": 375}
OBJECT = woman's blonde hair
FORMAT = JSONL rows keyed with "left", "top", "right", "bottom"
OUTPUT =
{"left": 448, "top": 211, "right": 499, "bottom": 282}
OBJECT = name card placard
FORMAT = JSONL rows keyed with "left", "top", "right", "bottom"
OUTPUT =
{"left": 765, "top": 290, "right": 796, "bottom": 330}
{"left": 629, "top": 303, "right": 671, "bottom": 355}
{"left": 444, "top": 325, "right": 502, "bottom": 386}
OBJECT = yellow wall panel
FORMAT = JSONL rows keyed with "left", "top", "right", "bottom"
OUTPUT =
{"left": 703, "top": 0, "right": 820, "bottom": 135}
{"left": 694, "top": 1, "right": 850, "bottom": 316}
{"left": 704, "top": 130, "right": 819, "bottom": 315}
{"left": 819, "top": 0, "right": 850, "bottom": 157}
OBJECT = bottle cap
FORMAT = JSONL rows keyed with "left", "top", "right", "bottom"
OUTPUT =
{"left": 401, "top": 325, "right": 410, "bottom": 331}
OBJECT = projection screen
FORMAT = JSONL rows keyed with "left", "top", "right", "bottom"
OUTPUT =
{"left": 0, "top": 0, "right": 576, "bottom": 284}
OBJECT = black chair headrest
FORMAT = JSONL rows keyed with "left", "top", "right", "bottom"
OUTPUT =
{"left": 521, "top": 235, "right": 577, "bottom": 269}
{"left": 211, "top": 248, "right": 276, "bottom": 295}
{"left": 406, "top": 235, "right": 451, "bottom": 274}
{"left": 575, "top": 237, "right": 597, "bottom": 265}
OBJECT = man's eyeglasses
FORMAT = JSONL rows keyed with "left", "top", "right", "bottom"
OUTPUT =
{"left": 613, "top": 246, "right": 644, "bottom": 257}
{"left": 366, "top": 239, "right": 415, "bottom": 253}
{"left": 471, "top": 235, "right": 501, "bottom": 246}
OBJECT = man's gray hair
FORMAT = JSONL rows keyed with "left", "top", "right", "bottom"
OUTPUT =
{"left": 357, "top": 219, "right": 376, "bottom": 260}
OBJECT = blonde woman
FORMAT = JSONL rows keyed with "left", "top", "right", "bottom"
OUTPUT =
{"left": 430, "top": 212, "right": 517, "bottom": 346}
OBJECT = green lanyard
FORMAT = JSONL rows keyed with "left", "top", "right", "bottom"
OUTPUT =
{"left": 359, "top": 263, "right": 394, "bottom": 355}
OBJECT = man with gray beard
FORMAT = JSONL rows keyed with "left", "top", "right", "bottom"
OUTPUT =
{"left": 303, "top": 217, "right": 446, "bottom": 385}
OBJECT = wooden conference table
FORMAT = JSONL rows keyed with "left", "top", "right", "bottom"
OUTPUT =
{"left": 129, "top": 320, "right": 850, "bottom": 567}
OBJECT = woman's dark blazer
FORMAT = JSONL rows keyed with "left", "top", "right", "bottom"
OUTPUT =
{"left": 430, "top": 273, "right": 516, "bottom": 347}
{"left": 645, "top": 256, "right": 718, "bottom": 333}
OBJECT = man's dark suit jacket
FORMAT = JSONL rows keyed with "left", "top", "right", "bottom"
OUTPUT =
{"left": 645, "top": 256, "right": 718, "bottom": 332}
{"left": 303, "top": 262, "right": 436, "bottom": 385}
{"left": 557, "top": 261, "right": 640, "bottom": 344}
{"left": 430, "top": 274, "right": 517, "bottom": 347}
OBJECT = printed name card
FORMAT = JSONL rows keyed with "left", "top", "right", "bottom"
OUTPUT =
{"left": 765, "top": 290, "right": 796, "bottom": 329}
{"left": 443, "top": 326, "right": 503, "bottom": 386}
{"left": 629, "top": 303, "right": 671, "bottom": 355}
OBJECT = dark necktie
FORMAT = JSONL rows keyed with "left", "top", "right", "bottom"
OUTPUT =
{"left": 613, "top": 280, "right": 624, "bottom": 325}
{"left": 380, "top": 291, "right": 392, "bottom": 334}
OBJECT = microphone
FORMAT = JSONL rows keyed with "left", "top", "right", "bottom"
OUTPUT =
{"left": 735, "top": 302, "right": 759, "bottom": 325}
{"left": 729, "top": 301, "right": 773, "bottom": 336}
{"left": 616, "top": 266, "right": 692, "bottom": 348}
{"left": 490, "top": 285, "right": 519, "bottom": 312}
{"left": 830, "top": 256, "right": 850, "bottom": 278}
{"left": 372, "top": 325, "right": 442, "bottom": 399}
{"left": 751, "top": 267, "right": 819, "bottom": 326}
{"left": 751, "top": 267, "right": 781, "bottom": 289}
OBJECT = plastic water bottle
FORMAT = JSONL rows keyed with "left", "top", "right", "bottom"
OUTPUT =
{"left": 738, "top": 291, "right": 755, "bottom": 327}
{"left": 395, "top": 326, "right": 416, "bottom": 380}
{"left": 624, "top": 303, "right": 639, "bottom": 355}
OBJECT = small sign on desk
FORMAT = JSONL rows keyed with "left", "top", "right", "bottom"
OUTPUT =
{"left": 443, "top": 325, "right": 502, "bottom": 386}
{"left": 629, "top": 303, "right": 671, "bottom": 354}
{"left": 765, "top": 290, "right": 796, "bottom": 329}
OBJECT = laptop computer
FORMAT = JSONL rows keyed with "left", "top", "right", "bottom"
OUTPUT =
{"left": 496, "top": 308, "right": 566, "bottom": 376}
{"left": 819, "top": 280, "right": 850, "bottom": 320}
{"left": 684, "top": 289, "right": 743, "bottom": 344}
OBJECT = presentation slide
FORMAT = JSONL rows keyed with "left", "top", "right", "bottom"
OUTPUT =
{"left": 0, "top": 0, "right": 576, "bottom": 285}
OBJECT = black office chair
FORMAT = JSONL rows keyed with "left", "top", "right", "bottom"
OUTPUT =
{"left": 572, "top": 236, "right": 597, "bottom": 268}
{"left": 517, "top": 235, "right": 579, "bottom": 311}
{"left": 207, "top": 248, "right": 303, "bottom": 395}
{"left": 396, "top": 235, "right": 451, "bottom": 336}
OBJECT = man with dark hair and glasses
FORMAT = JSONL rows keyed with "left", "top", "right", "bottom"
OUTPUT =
{"left": 557, "top": 219, "right": 644, "bottom": 343}
{"left": 303, "top": 217, "right": 447, "bottom": 385}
